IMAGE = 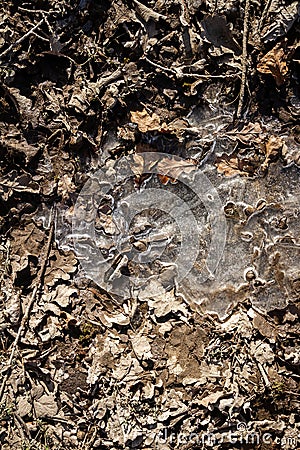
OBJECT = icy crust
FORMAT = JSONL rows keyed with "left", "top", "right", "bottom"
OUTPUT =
{"left": 71, "top": 152, "right": 226, "bottom": 302}
{"left": 179, "top": 162, "right": 300, "bottom": 318}
{"left": 66, "top": 152, "right": 300, "bottom": 319}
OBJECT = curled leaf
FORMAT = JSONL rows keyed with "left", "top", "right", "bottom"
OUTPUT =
{"left": 130, "top": 108, "right": 161, "bottom": 133}
{"left": 257, "top": 41, "right": 289, "bottom": 86}
{"left": 216, "top": 156, "right": 248, "bottom": 177}
{"left": 156, "top": 157, "right": 196, "bottom": 178}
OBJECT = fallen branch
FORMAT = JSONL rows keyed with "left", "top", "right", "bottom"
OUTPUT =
{"left": 237, "top": 0, "right": 251, "bottom": 118}
{"left": 0, "top": 18, "right": 45, "bottom": 59}
{"left": 0, "top": 218, "right": 54, "bottom": 402}
{"left": 143, "top": 56, "right": 238, "bottom": 80}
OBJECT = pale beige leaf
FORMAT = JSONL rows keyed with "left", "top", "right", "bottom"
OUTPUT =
{"left": 216, "top": 157, "right": 246, "bottom": 177}
{"left": 156, "top": 157, "right": 196, "bottom": 178}
{"left": 131, "top": 153, "right": 145, "bottom": 176}
{"left": 130, "top": 108, "right": 161, "bottom": 132}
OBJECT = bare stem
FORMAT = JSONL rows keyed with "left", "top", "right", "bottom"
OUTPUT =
{"left": 0, "top": 219, "right": 54, "bottom": 402}
{"left": 237, "top": 0, "right": 251, "bottom": 118}
{"left": 0, "top": 18, "right": 45, "bottom": 59}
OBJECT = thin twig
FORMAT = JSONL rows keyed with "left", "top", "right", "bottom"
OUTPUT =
{"left": 257, "top": 361, "right": 271, "bottom": 388}
{"left": 144, "top": 56, "right": 238, "bottom": 80}
{"left": 237, "top": 0, "right": 251, "bottom": 118}
{"left": 31, "top": 31, "right": 49, "bottom": 43}
{"left": 0, "top": 18, "right": 45, "bottom": 58}
{"left": 0, "top": 218, "right": 54, "bottom": 402}
{"left": 143, "top": 56, "right": 177, "bottom": 75}
{"left": 258, "top": 0, "right": 272, "bottom": 33}
{"left": 18, "top": 8, "right": 54, "bottom": 14}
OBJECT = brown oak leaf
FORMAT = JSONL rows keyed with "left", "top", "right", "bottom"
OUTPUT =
{"left": 257, "top": 41, "right": 289, "bottom": 86}
{"left": 130, "top": 108, "right": 161, "bottom": 133}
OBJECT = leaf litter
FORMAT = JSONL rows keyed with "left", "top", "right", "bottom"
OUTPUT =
{"left": 0, "top": 0, "right": 299, "bottom": 449}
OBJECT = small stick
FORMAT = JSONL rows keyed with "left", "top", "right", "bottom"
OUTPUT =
{"left": 257, "top": 361, "right": 271, "bottom": 388}
{"left": 237, "top": 0, "right": 251, "bottom": 118}
{"left": 0, "top": 18, "right": 45, "bottom": 58}
{"left": 143, "top": 56, "right": 177, "bottom": 75}
{"left": 0, "top": 219, "right": 54, "bottom": 402}
{"left": 258, "top": 0, "right": 272, "bottom": 33}
{"left": 18, "top": 8, "right": 54, "bottom": 14}
{"left": 144, "top": 56, "right": 238, "bottom": 80}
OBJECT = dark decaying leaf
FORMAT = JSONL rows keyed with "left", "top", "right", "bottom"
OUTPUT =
{"left": 257, "top": 40, "right": 290, "bottom": 86}
{"left": 262, "top": 1, "right": 300, "bottom": 43}
{"left": 201, "top": 14, "right": 241, "bottom": 55}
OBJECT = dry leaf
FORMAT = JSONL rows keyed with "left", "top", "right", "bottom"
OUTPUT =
{"left": 250, "top": 341, "right": 275, "bottom": 364}
{"left": 43, "top": 284, "right": 78, "bottom": 309}
{"left": 201, "top": 14, "right": 241, "bottom": 54}
{"left": 215, "top": 156, "right": 247, "bottom": 177}
{"left": 160, "top": 118, "right": 189, "bottom": 138}
{"left": 34, "top": 394, "right": 58, "bottom": 418}
{"left": 261, "top": 135, "right": 284, "bottom": 170}
{"left": 250, "top": 309, "right": 278, "bottom": 340}
{"left": 257, "top": 41, "right": 289, "bottom": 86}
{"left": 44, "top": 249, "right": 77, "bottom": 286}
{"left": 131, "top": 153, "right": 145, "bottom": 176}
{"left": 0, "top": 170, "right": 40, "bottom": 201}
{"left": 156, "top": 157, "right": 196, "bottom": 179}
{"left": 133, "top": 0, "right": 166, "bottom": 22}
{"left": 157, "top": 174, "right": 177, "bottom": 185}
{"left": 262, "top": 1, "right": 299, "bottom": 43}
{"left": 148, "top": 289, "right": 189, "bottom": 318}
{"left": 198, "top": 391, "right": 224, "bottom": 408}
{"left": 129, "top": 332, "right": 152, "bottom": 360}
{"left": 130, "top": 108, "right": 161, "bottom": 133}
{"left": 0, "top": 123, "right": 40, "bottom": 163}
{"left": 5, "top": 86, "right": 39, "bottom": 128}
{"left": 234, "top": 122, "right": 265, "bottom": 145}
{"left": 99, "top": 311, "right": 130, "bottom": 327}
{"left": 57, "top": 174, "right": 76, "bottom": 200}
{"left": 282, "top": 136, "right": 300, "bottom": 166}
{"left": 17, "top": 397, "right": 32, "bottom": 418}
{"left": 265, "top": 135, "right": 284, "bottom": 157}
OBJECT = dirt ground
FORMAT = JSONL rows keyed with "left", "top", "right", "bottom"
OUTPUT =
{"left": 0, "top": 1, "right": 300, "bottom": 449}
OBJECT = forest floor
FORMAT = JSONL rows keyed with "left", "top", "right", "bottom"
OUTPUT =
{"left": 0, "top": 1, "right": 300, "bottom": 449}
